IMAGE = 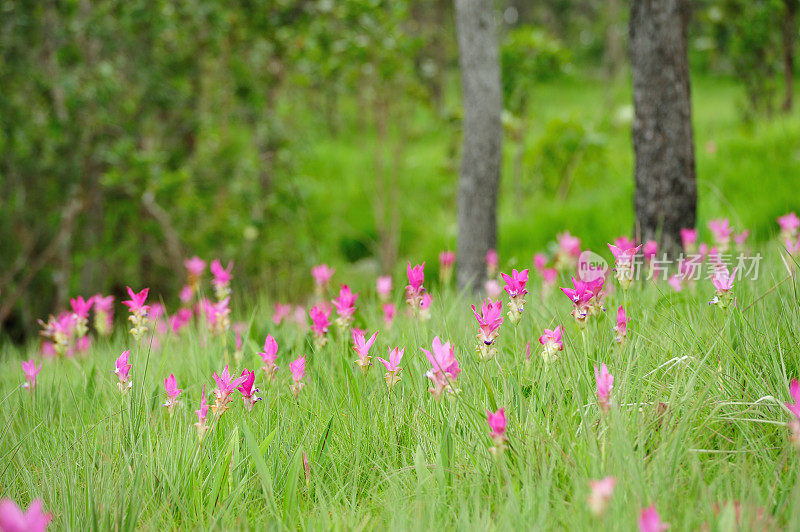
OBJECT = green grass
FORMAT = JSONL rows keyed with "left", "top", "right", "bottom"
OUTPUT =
{"left": 2, "top": 241, "right": 800, "bottom": 529}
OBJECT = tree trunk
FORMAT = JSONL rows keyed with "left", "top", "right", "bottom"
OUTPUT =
{"left": 783, "top": 0, "right": 797, "bottom": 113}
{"left": 454, "top": 0, "right": 503, "bottom": 291}
{"left": 630, "top": 0, "right": 696, "bottom": 256}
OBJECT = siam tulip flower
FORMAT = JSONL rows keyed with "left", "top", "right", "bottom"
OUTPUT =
{"left": 485, "top": 279, "right": 502, "bottom": 299}
{"left": 501, "top": 268, "right": 529, "bottom": 324}
{"left": 149, "top": 303, "right": 169, "bottom": 338}
{"left": 698, "top": 242, "right": 709, "bottom": 261}
{"left": 642, "top": 240, "right": 658, "bottom": 263}
{"left": 486, "top": 407, "right": 507, "bottom": 455}
{"left": 613, "top": 306, "right": 630, "bottom": 345}
{"left": 69, "top": 296, "right": 93, "bottom": 339}
{"left": 786, "top": 379, "right": 800, "bottom": 446}
{"left": 680, "top": 228, "right": 698, "bottom": 254}
{"left": 289, "top": 356, "right": 306, "bottom": 399}
{"left": 202, "top": 297, "right": 231, "bottom": 335}
{"left": 405, "top": 262, "right": 426, "bottom": 315}
{"left": 92, "top": 294, "right": 114, "bottom": 337}
{"left": 122, "top": 286, "right": 150, "bottom": 341}
{"left": 708, "top": 218, "right": 733, "bottom": 252}
{"left": 38, "top": 314, "right": 73, "bottom": 357}
{"left": 709, "top": 266, "right": 737, "bottom": 309}
{"left": 533, "top": 253, "right": 548, "bottom": 273}
{"left": 179, "top": 285, "right": 193, "bottom": 304}
{"left": 595, "top": 363, "right": 614, "bottom": 412}
{"left": 778, "top": 212, "right": 800, "bottom": 240}
{"left": 194, "top": 385, "right": 210, "bottom": 440}
{"left": 421, "top": 337, "right": 461, "bottom": 399}
{"left": 382, "top": 302, "right": 397, "bottom": 328}
{"left": 377, "top": 347, "right": 404, "bottom": 389}
{"left": 585, "top": 275, "right": 607, "bottom": 315}
{"left": 40, "top": 342, "right": 56, "bottom": 359}
{"left": 309, "top": 303, "right": 332, "bottom": 348}
{"left": 184, "top": 256, "right": 206, "bottom": 292}
{"left": 211, "top": 365, "right": 247, "bottom": 415}
{"left": 332, "top": 285, "right": 358, "bottom": 330}
{"left": 608, "top": 243, "right": 642, "bottom": 290}
{"left": 21, "top": 359, "right": 42, "bottom": 393}
{"left": 525, "top": 341, "right": 531, "bottom": 362}
{"left": 734, "top": 230, "right": 750, "bottom": 251}
{"left": 439, "top": 251, "right": 456, "bottom": 283}
{"left": 471, "top": 298, "right": 504, "bottom": 360}
{"left": 210, "top": 259, "right": 233, "bottom": 301}
{"left": 560, "top": 277, "right": 596, "bottom": 327}
{"left": 237, "top": 368, "right": 261, "bottom": 411}
{"left": 485, "top": 249, "right": 499, "bottom": 277}
{"left": 784, "top": 236, "right": 800, "bottom": 274}
{"left": 638, "top": 505, "right": 668, "bottom": 532}
{"left": 555, "top": 231, "right": 581, "bottom": 270}
{"left": 0, "top": 498, "right": 52, "bottom": 532}
{"left": 170, "top": 308, "right": 193, "bottom": 334}
{"left": 587, "top": 476, "right": 616, "bottom": 517}
{"left": 75, "top": 336, "right": 91, "bottom": 354}
{"left": 303, "top": 451, "right": 311, "bottom": 486}
{"left": 613, "top": 235, "right": 636, "bottom": 250}
{"left": 352, "top": 329, "right": 378, "bottom": 373}
{"left": 258, "top": 334, "right": 279, "bottom": 382}
{"left": 272, "top": 303, "right": 292, "bottom": 325}
{"left": 113, "top": 350, "right": 132, "bottom": 394}
{"left": 667, "top": 274, "right": 684, "bottom": 292}
{"left": 162, "top": 374, "right": 182, "bottom": 414}
{"left": 232, "top": 322, "right": 247, "bottom": 361}
{"left": 419, "top": 293, "right": 433, "bottom": 321}
{"left": 541, "top": 267, "right": 558, "bottom": 297}
{"left": 311, "top": 264, "right": 335, "bottom": 296}
{"left": 376, "top": 275, "right": 392, "bottom": 301}
{"left": 538, "top": 326, "right": 564, "bottom": 363}
{"left": 293, "top": 305, "right": 308, "bottom": 330}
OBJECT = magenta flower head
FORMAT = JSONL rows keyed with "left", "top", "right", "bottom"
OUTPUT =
{"left": 786, "top": 379, "right": 800, "bottom": 446}
{"left": 538, "top": 325, "right": 564, "bottom": 363}
{"left": 734, "top": 230, "right": 750, "bottom": 249}
{"left": 203, "top": 297, "right": 231, "bottom": 335}
{"left": 289, "top": 356, "right": 306, "bottom": 398}
{"left": 485, "top": 249, "right": 499, "bottom": 276}
{"left": 69, "top": 295, "right": 93, "bottom": 339}
{"left": 237, "top": 368, "right": 262, "bottom": 411}
{"left": 555, "top": 231, "right": 581, "bottom": 270}
{"left": 332, "top": 284, "right": 359, "bottom": 329}
{"left": 194, "top": 385, "right": 210, "bottom": 440}
{"left": 258, "top": 334, "right": 279, "bottom": 381}
{"left": 587, "top": 476, "right": 616, "bottom": 517}
{"left": 309, "top": 303, "right": 332, "bottom": 347}
{"left": 485, "top": 279, "right": 502, "bottom": 299}
{"left": 594, "top": 363, "right": 614, "bottom": 412}
{"left": 642, "top": 240, "right": 658, "bottom": 262}
{"left": 709, "top": 266, "right": 737, "bottom": 309}
{"left": 92, "top": 294, "right": 114, "bottom": 337}
{"left": 439, "top": 251, "right": 456, "bottom": 283}
{"left": 113, "top": 350, "right": 132, "bottom": 394}
{"left": 533, "top": 253, "right": 548, "bottom": 272}
{"left": 376, "top": 275, "right": 392, "bottom": 301}
{"left": 471, "top": 298, "right": 504, "bottom": 360}
{"left": 273, "top": 303, "right": 292, "bottom": 325}
{"left": 311, "top": 263, "right": 335, "bottom": 289}
{"left": 352, "top": 329, "right": 378, "bottom": 373}
{"left": 421, "top": 337, "right": 461, "bottom": 399}
{"left": 382, "top": 302, "right": 397, "bottom": 328}
{"left": 607, "top": 243, "right": 642, "bottom": 290}
{"left": 419, "top": 293, "right": 433, "bottom": 321}
{"left": 163, "top": 374, "right": 182, "bottom": 414}
{"left": 638, "top": 505, "right": 668, "bottom": 532}
{"left": 210, "top": 259, "right": 233, "bottom": 300}
{"left": 486, "top": 407, "right": 508, "bottom": 454}
{"left": 680, "top": 227, "right": 698, "bottom": 253}
{"left": 184, "top": 256, "right": 206, "bottom": 279}
{"left": 0, "top": 498, "right": 52, "bottom": 532}
{"left": 501, "top": 268, "right": 529, "bottom": 324}
{"left": 613, "top": 235, "right": 636, "bottom": 250}
{"left": 123, "top": 286, "right": 150, "bottom": 341}
{"left": 211, "top": 365, "right": 247, "bottom": 415}
{"left": 377, "top": 347, "right": 404, "bottom": 389}
{"left": 708, "top": 218, "right": 733, "bottom": 251}
{"left": 405, "top": 262, "right": 426, "bottom": 315}
{"left": 560, "top": 277, "right": 596, "bottom": 327}
{"left": 21, "top": 359, "right": 42, "bottom": 393}
{"left": 778, "top": 212, "right": 800, "bottom": 239}
{"left": 614, "top": 305, "right": 630, "bottom": 345}
{"left": 170, "top": 308, "right": 193, "bottom": 334}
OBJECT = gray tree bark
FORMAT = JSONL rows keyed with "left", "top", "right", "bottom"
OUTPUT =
{"left": 630, "top": 0, "right": 697, "bottom": 256}
{"left": 454, "top": 0, "right": 502, "bottom": 290}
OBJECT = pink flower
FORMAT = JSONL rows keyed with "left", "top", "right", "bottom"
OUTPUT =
{"left": 352, "top": 329, "right": 378, "bottom": 372}
{"left": 485, "top": 279, "right": 502, "bottom": 298}
{"left": 376, "top": 275, "right": 392, "bottom": 300}
{"left": 555, "top": 231, "right": 581, "bottom": 269}
{"left": 70, "top": 295, "right": 93, "bottom": 320}
{"left": 202, "top": 297, "right": 231, "bottom": 334}
{"left": 163, "top": 374, "right": 182, "bottom": 412}
{"left": 472, "top": 298, "right": 504, "bottom": 359}
{"left": 486, "top": 407, "right": 508, "bottom": 453}
{"left": 273, "top": 303, "right": 292, "bottom": 325}
{"left": 122, "top": 286, "right": 149, "bottom": 315}
{"left": 533, "top": 253, "right": 548, "bottom": 272}
{"left": 170, "top": 308, "right": 193, "bottom": 333}
{"left": 642, "top": 240, "right": 658, "bottom": 262}
{"left": 501, "top": 268, "right": 529, "bottom": 324}
{"left": 210, "top": 259, "right": 233, "bottom": 299}
{"left": 778, "top": 212, "right": 800, "bottom": 238}
{"left": 608, "top": 243, "right": 642, "bottom": 290}
{"left": 311, "top": 264, "right": 335, "bottom": 288}
{"left": 184, "top": 256, "right": 206, "bottom": 278}
{"left": 421, "top": 337, "right": 461, "bottom": 399}
{"left": 709, "top": 266, "right": 737, "bottom": 308}
{"left": 179, "top": 285, "right": 193, "bottom": 303}
{"left": 419, "top": 293, "right": 433, "bottom": 321}
{"left": 40, "top": 342, "right": 56, "bottom": 359}
{"left": 680, "top": 228, "right": 698, "bottom": 252}
{"left": 211, "top": 365, "right": 247, "bottom": 414}
{"left": 194, "top": 385, "right": 210, "bottom": 439}
{"left": 595, "top": 363, "right": 614, "bottom": 412}
{"left": 114, "top": 350, "right": 132, "bottom": 393}
{"left": 614, "top": 305, "right": 630, "bottom": 344}
{"left": 439, "top": 251, "right": 456, "bottom": 283}
{"left": 309, "top": 304, "right": 332, "bottom": 345}
{"left": 289, "top": 356, "right": 306, "bottom": 398}
{"left": 485, "top": 249, "right": 499, "bottom": 275}
{"left": 587, "top": 476, "right": 616, "bottom": 517}
{"left": 708, "top": 218, "right": 733, "bottom": 250}
{"left": 376, "top": 347, "right": 404, "bottom": 388}
{"left": 734, "top": 230, "right": 750, "bottom": 248}
{"left": 542, "top": 268, "right": 558, "bottom": 285}
{"left": 405, "top": 262, "right": 426, "bottom": 313}
{"left": 237, "top": 368, "right": 261, "bottom": 411}
{"left": 638, "top": 505, "right": 668, "bottom": 532}
{"left": 233, "top": 322, "right": 246, "bottom": 354}
{"left": 786, "top": 379, "right": 800, "bottom": 446}
{"left": 667, "top": 274, "right": 684, "bottom": 292}
{"left": 332, "top": 285, "right": 358, "bottom": 327}
{"left": 92, "top": 294, "right": 114, "bottom": 337}
{"left": 560, "top": 277, "right": 596, "bottom": 327}
{"left": 538, "top": 326, "right": 564, "bottom": 362}
{"left": 613, "top": 235, "right": 636, "bottom": 250}
{"left": 21, "top": 359, "right": 42, "bottom": 392}
{"left": 382, "top": 303, "right": 397, "bottom": 328}
{"left": 0, "top": 498, "right": 52, "bottom": 532}
{"left": 258, "top": 334, "right": 279, "bottom": 381}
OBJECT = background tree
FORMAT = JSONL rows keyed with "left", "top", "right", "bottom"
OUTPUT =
{"left": 454, "top": 0, "right": 503, "bottom": 290}
{"left": 629, "top": 0, "right": 697, "bottom": 254}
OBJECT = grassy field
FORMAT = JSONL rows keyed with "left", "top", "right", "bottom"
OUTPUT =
{"left": 2, "top": 238, "right": 800, "bottom": 529}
